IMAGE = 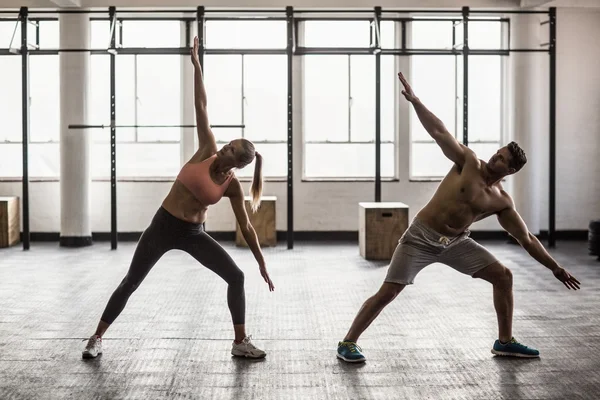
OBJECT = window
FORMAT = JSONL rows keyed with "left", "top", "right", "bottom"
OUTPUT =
{"left": 203, "top": 21, "right": 288, "bottom": 178}
{"left": 89, "top": 21, "right": 182, "bottom": 179}
{"left": 409, "top": 19, "right": 504, "bottom": 178}
{"left": 0, "top": 21, "right": 60, "bottom": 178}
{"left": 302, "top": 20, "right": 396, "bottom": 179}
{"left": 205, "top": 20, "right": 286, "bottom": 49}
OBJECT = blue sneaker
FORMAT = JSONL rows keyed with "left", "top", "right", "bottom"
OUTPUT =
{"left": 337, "top": 341, "right": 366, "bottom": 363}
{"left": 492, "top": 337, "right": 540, "bottom": 358}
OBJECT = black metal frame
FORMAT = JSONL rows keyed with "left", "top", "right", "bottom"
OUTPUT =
{"left": 19, "top": 7, "right": 30, "bottom": 250}
{"left": 2, "top": 6, "right": 557, "bottom": 250}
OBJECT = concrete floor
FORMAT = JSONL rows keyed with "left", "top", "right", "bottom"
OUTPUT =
{"left": 0, "top": 240, "right": 599, "bottom": 400}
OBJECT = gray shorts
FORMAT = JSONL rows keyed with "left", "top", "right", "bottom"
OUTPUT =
{"left": 385, "top": 218, "right": 498, "bottom": 285}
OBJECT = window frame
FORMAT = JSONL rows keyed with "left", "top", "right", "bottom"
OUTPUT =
{"left": 408, "top": 17, "right": 508, "bottom": 181}
{"left": 299, "top": 18, "right": 399, "bottom": 181}
{"left": 203, "top": 21, "right": 290, "bottom": 179}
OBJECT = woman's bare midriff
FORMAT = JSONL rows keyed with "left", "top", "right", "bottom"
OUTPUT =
{"left": 161, "top": 180, "right": 210, "bottom": 224}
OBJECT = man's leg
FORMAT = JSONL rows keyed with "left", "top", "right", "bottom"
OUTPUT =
{"left": 337, "top": 223, "right": 436, "bottom": 363}
{"left": 343, "top": 282, "right": 406, "bottom": 343}
{"left": 472, "top": 261, "right": 513, "bottom": 343}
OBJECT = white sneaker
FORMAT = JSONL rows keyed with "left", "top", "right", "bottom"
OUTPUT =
{"left": 82, "top": 335, "right": 103, "bottom": 359}
{"left": 231, "top": 335, "right": 266, "bottom": 359}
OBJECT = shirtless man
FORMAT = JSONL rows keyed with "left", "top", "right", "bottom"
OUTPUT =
{"left": 336, "top": 72, "right": 581, "bottom": 363}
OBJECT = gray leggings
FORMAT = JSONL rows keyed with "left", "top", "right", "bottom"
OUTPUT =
{"left": 100, "top": 207, "right": 245, "bottom": 325}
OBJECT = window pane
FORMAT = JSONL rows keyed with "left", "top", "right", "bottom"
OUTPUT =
{"left": 0, "top": 56, "right": 21, "bottom": 142}
{"left": 0, "top": 21, "right": 20, "bottom": 49}
{"left": 411, "top": 20, "right": 452, "bottom": 49}
{"left": 410, "top": 56, "right": 457, "bottom": 142}
{"left": 0, "top": 143, "right": 59, "bottom": 177}
{"left": 0, "top": 143, "right": 20, "bottom": 177}
{"left": 136, "top": 55, "right": 181, "bottom": 142}
{"left": 213, "top": 128, "right": 242, "bottom": 143}
{"left": 91, "top": 21, "right": 120, "bottom": 49}
{"left": 204, "top": 55, "right": 242, "bottom": 126}
{"left": 305, "top": 143, "right": 395, "bottom": 178}
{"left": 30, "top": 55, "right": 59, "bottom": 142}
{"left": 411, "top": 142, "right": 454, "bottom": 178}
{"left": 380, "top": 21, "right": 395, "bottom": 49}
{"left": 39, "top": 21, "right": 59, "bottom": 49}
{"left": 381, "top": 55, "right": 395, "bottom": 142}
{"left": 469, "top": 56, "right": 501, "bottom": 142}
{"left": 469, "top": 143, "right": 500, "bottom": 162}
{"left": 304, "top": 55, "right": 349, "bottom": 142}
{"left": 243, "top": 55, "right": 287, "bottom": 141}
{"left": 121, "top": 21, "right": 180, "bottom": 48}
{"left": 92, "top": 143, "right": 180, "bottom": 178}
{"left": 304, "top": 21, "right": 371, "bottom": 48}
{"left": 350, "top": 55, "right": 375, "bottom": 142}
{"left": 468, "top": 21, "right": 502, "bottom": 50}
{"left": 221, "top": 143, "right": 286, "bottom": 178}
{"left": 205, "top": 21, "right": 286, "bottom": 49}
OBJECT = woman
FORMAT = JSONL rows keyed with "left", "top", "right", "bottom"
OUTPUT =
{"left": 82, "top": 36, "right": 274, "bottom": 360}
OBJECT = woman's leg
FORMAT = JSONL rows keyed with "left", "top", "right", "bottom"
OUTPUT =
{"left": 179, "top": 232, "right": 246, "bottom": 337}
{"left": 179, "top": 232, "right": 265, "bottom": 358}
{"left": 83, "top": 222, "right": 172, "bottom": 358}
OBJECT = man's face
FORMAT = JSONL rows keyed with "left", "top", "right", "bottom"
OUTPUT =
{"left": 488, "top": 146, "right": 515, "bottom": 175}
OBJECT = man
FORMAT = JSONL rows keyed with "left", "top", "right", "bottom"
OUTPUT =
{"left": 336, "top": 72, "right": 581, "bottom": 363}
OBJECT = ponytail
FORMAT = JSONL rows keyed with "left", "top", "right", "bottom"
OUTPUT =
{"left": 249, "top": 152, "right": 263, "bottom": 213}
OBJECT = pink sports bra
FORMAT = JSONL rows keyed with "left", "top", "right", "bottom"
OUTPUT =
{"left": 177, "top": 154, "right": 234, "bottom": 206}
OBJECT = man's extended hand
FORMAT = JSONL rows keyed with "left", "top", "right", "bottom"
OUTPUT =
{"left": 553, "top": 266, "right": 581, "bottom": 290}
{"left": 398, "top": 72, "right": 419, "bottom": 103}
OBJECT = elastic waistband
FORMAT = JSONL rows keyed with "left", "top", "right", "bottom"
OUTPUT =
{"left": 411, "top": 217, "right": 460, "bottom": 240}
{"left": 155, "top": 206, "right": 204, "bottom": 231}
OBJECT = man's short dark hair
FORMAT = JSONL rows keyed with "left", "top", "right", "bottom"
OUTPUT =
{"left": 507, "top": 141, "right": 527, "bottom": 172}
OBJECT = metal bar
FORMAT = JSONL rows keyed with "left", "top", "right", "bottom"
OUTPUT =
{"left": 205, "top": 9, "right": 285, "bottom": 13}
{"left": 462, "top": 6, "right": 469, "bottom": 147}
{"left": 295, "top": 9, "right": 379, "bottom": 13}
{"left": 286, "top": 6, "right": 294, "bottom": 250}
{"left": 469, "top": 9, "right": 548, "bottom": 14}
{"left": 197, "top": 6, "right": 204, "bottom": 70}
{"left": 549, "top": 7, "right": 556, "bottom": 248}
{"left": 295, "top": 47, "right": 374, "bottom": 55}
{"left": 540, "top": 20, "right": 550, "bottom": 25}
{"left": 68, "top": 124, "right": 246, "bottom": 129}
{"left": 374, "top": 6, "right": 381, "bottom": 203}
{"left": 0, "top": 46, "right": 545, "bottom": 57}
{"left": 411, "top": 139, "right": 498, "bottom": 144}
{"left": 35, "top": 20, "right": 39, "bottom": 49}
{"left": 305, "top": 140, "right": 395, "bottom": 144}
{"left": 347, "top": 55, "right": 351, "bottom": 143}
{"left": 295, "top": 17, "right": 373, "bottom": 21}
{"left": 204, "top": 16, "right": 287, "bottom": 21}
{"left": 401, "top": 21, "right": 406, "bottom": 50}
{"left": 205, "top": 49, "right": 287, "bottom": 55}
{"left": 241, "top": 54, "right": 245, "bottom": 138}
{"left": 109, "top": 6, "right": 117, "bottom": 250}
{"left": 27, "top": 9, "right": 108, "bottom": 14}
{"left": 20, "top": 6, "right": 30, "bottom": 250}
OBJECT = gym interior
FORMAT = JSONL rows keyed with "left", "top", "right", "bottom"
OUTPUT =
{"left": 1, "top": 0, "right": 599, "bottom": 399}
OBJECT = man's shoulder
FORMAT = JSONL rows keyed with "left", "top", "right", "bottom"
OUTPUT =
{"left": 496, "top": 187, "right": 515, "bottom": 209}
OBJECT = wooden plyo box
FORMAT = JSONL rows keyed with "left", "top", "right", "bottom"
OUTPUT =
{"left": 359, "top": 202, "right": 409, "bottom": 260}
{"left": 236, "top": 196, "right": 277, "bottom": 248}
{"left": 0, "top": 196, "right": 20, "bottom": 248}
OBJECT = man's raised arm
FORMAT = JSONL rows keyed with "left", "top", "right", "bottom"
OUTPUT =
{"left": 398, "top": 72, "right": 474, "bottom": 168}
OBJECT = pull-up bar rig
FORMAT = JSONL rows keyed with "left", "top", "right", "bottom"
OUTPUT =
{"left": 7, "top": 5, "right": 556, "bottom": 251}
